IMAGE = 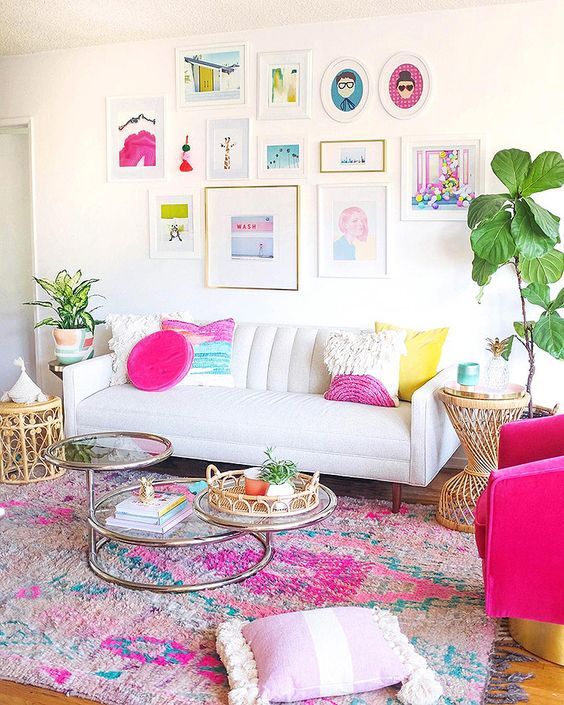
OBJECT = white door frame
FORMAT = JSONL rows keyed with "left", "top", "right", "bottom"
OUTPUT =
{"left": 0, "top": 116, "right": 40, "bottom": 379}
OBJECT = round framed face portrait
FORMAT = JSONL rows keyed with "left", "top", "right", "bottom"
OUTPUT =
{"left": 378, "top": 52, "right": 431, "bottom": 119}
{"left": 321, "top": 58, "right": 369, "bottom": 122}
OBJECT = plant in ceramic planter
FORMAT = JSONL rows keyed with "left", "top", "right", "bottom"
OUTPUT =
{"left": 467, "top": 148, "right": 564, "bottom": 416}
{"left": 24, "top": 269, "right": 104, "bottom": 365}
{"left": 259, "top": 447, "right": 298, "bottom": 497}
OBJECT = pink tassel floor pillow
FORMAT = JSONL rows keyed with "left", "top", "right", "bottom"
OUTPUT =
{"left": 127, "top": 330, "right": 193, "bottom": 391}
{"left": 323, "top": 329, "right": 406, "bottom": 407}
{"left": 216, "top": 607, "right": 443, "bottom": 705}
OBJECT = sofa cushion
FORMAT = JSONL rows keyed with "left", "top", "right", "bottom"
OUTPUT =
{"left": 76, "top": 384, "right": 412, "bottom": 469}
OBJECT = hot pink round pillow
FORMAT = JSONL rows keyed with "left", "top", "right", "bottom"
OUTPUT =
{"left": 127, "top": 330, "right": 193, "bottom": 391}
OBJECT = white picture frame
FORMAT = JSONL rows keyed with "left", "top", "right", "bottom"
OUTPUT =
{"left": 207, "top": 118, "right": 250, "bottom": 180}
{"left": 379, "top": 52, "right": 431, "bottom": 120}
{"left": 401, "top": 136, "right": 484, "bottom": 221}
{"left": 149, "top": 192, "right": 200, "bottom": 259}
{"left": 258, "top": 136, "right": 306, "bottom": 179}
{"left": 205, "top": 185, "right": 299, "bottom": 290}
{"left": 320, "top": 139, "right": 386, "bottom": 173}
{"left": 257, "top": 49, "right": 312, "bottom": 120}
{"left": 320, "top": 58, "right": 369, "bottom": 123}
{"left": 106, "top": 95, "right": 166, "bottom": 182}
{"left": 318, "top": 184, "right": 390, "bottom": 279}
{"left": 176, "top": 43, "right": 246, "bottom": 109}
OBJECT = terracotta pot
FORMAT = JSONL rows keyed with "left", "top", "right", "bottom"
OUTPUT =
{"left": 53, "top": 328, "right": 94, "bottom": 365}
{"left": 243, "top": 467, "right": 269, "bottom": 496}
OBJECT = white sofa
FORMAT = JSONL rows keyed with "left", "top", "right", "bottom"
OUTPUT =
{"left": 63, "top": 323, "right": 459, "bottom": 511}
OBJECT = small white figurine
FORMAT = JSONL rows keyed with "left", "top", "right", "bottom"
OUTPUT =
{"left": 1, "top": 357, "right": 48, "bottom": 404}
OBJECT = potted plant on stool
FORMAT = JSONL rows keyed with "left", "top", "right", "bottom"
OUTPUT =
{"left": 467, "top": 148, "right": 564, "bottom": 417}
{"left": 25, "top": 269, "right": 104, "bottom": 365}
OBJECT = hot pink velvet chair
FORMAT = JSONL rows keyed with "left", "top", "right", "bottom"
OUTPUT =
{"left": 474, "top": 413, "right": 564, "bottom": 663}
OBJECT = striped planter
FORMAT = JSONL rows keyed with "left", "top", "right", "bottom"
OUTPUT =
{"left": 53, "top": 328, "right": 94, "bottom": 365}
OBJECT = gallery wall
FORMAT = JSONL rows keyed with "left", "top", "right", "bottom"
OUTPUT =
{"left": 0, "top": 0, "right": 563, "bottom": 408}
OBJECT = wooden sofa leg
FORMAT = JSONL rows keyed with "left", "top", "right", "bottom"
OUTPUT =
{"left": 391, "top": 483, "right": 402, "bottom": 513}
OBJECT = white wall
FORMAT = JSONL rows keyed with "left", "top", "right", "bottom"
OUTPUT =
{"left": 0, "top": 0, "right": 563, "bottom": 406}
{"left": 0, "top": 127, "right": 36, "bottom": 390}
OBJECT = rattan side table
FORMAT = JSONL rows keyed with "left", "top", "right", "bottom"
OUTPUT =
{"left": 0, "top": 396, "right": 65, "bottom": 484}
{"left": 436, "top": 388, "right": 530, "bottom": 533}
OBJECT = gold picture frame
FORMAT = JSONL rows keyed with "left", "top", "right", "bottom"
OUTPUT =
{"left": 205, "top": 184, "right": 300, "bottom": 291}
{"left": 320, "top": 139, "right": 387, "bottom": 173}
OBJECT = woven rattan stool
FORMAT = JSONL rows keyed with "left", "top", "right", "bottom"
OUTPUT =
{"left": 0, "top": 396, "right": 64, "bottom": 484}
{"left": 436, "top": 389, "right": 530, "bottom": 533}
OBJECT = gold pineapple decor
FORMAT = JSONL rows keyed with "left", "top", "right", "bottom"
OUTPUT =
{"left": 485, "top": 337, "right": 511, "bottom": 390}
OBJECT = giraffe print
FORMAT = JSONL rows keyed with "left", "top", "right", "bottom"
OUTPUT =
{"left": 220, "top": 136, "right": 236, "bottom": 170}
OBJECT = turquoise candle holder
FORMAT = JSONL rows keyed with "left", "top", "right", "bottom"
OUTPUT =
{"left": 457, "top": 362, "right": 480, "bottom": 387}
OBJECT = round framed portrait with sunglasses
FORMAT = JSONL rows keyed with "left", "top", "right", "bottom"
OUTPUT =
{"left": 321, "top": 58, "right": 369, "bottom": 122}
{"left": 379, "top": 52, "right": 431, "bottom": 119}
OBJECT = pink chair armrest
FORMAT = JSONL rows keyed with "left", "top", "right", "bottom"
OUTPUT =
{"left": 498, "top": 414, "right": 564, "bottom": 468}
{"left": 484, "top": 455, "right": 564, "bottom": 622}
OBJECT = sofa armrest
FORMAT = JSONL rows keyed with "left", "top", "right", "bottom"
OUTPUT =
{"left": 409, "top": 365, "right": 459, "bottom": 486}
{"left": 63, "top": 354, "right": 112, "bottom": 436}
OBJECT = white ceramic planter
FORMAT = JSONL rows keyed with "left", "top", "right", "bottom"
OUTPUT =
{"left": 265, "top": 482, "right": 295, "bottom": 497}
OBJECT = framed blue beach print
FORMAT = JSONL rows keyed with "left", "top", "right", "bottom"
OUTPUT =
{"left": 321, "top": 58, "right": 369, "bottom": 122}
{"left": 258, "top": 136, "right": 306, "bottom": 178}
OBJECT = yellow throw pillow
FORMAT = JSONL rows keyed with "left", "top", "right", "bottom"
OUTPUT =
{"left": 375, "top": 322, "right": 449, "bottom": 402}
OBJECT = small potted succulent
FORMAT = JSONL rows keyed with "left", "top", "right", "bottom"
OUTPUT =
{"left": 243, "top": 447, "right": 298, "bottom": 497}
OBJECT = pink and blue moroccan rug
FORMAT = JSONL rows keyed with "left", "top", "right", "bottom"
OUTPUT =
{"left": 0, "top": 470, "right": 530, "bottom": 705}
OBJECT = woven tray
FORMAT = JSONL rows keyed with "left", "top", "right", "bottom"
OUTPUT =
{"left": 206, "top": 464, "right": 320, "bottom": 517}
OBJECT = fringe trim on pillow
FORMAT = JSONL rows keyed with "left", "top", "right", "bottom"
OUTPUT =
{"left": 216, "top": 619, "right": 269, "bottom": 705}
{"left": 324, "top": 330, "right": 406, "bottom": 376}
{"left": 373, "top": 609, "right": 443, "bottom": 705}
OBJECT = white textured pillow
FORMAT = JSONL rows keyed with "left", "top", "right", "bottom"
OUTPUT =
{"left": 106, "top": 312, "right": 193, "bottom": 386}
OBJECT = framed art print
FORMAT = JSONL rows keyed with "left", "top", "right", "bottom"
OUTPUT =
{"left": 318, "top": 184, "right": 389, "bottom": 278}
{"left": 321, "top": 58, "right": 369, "bottom": 122}
{"left": 320, "top": 139, "right": 386, "bottom": 173}
{"left": 257, "top": 50, "right": 312, "bottom": 120}
{"left": 149, "top": 192, "right": 199, "bottom": 259}
{"left": 258, "top": 136, "right": 306, "bottom": 178}
{"left": 401, "top": 136, "right": 483, "bottom": 221}
{"left": 379, "top": 52, "right": 431, "bottom": 119}
{"left": 205, "top": 185, "right": 299, "bottom": 290}
{"left": 106, "top": 95, "right": 166, "bottom": 181}
{"left": 176, "top": 44, "right": 246, "bottom": 108}
{"left": 207, "top": 118, "right": 250, "bottom": 180}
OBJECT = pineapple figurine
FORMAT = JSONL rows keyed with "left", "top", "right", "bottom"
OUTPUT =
{"left": 139, "top": 476, "right": 155, "bottom": 504}
{"left": 485, "top": 337, "right": 511, "bottom": 390}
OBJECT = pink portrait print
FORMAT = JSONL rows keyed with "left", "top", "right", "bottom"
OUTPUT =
{"left": 339, "top": 206, "right": 368, "bottom": 242}
{"left": 388, "top": 63, "right": 423, "bottom": 109}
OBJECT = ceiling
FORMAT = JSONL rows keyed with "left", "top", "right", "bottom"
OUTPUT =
{"left": 0, "top": 0, "right": 533, "bottom": 56}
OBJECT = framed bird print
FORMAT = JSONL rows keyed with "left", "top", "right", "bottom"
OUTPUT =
{"left": 149, "top": 192, "right": 200, "bottom": 259}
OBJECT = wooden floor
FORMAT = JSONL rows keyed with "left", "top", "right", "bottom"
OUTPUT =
{"left": 2, "top": 462, "right": 563, "bottom": 705}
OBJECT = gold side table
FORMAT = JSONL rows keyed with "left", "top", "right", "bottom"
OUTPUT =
{"left": 0, "top": 396, "right": 65, "bottom": 484}
{"left": 436, "top": 388, "right": 530, "bottom": 533}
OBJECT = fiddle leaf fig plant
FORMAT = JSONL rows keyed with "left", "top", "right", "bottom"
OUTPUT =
{"left": 24, "top": 269, "right": 104, "bottom": 334}
{"left": 468, "top": 148, "right": 564, "bottom": 416}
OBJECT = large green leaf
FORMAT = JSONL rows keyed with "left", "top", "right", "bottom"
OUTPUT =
{"left": 500, "top": 335, "right": 514, "bottom": 361}
{"left": 522, "top": 282, "right": 550, "bottom": 310}
{"left": 467, "top": 194, "right": 510, "bottom": 229}
{"left": 491, "top": 149, "right": 531, "bottom": 197}
{"left": 520, "top": 249, "right": 564, "bottom": 284}
{"left": 521, "top": 151, "right": 564, "bottom": 197}
{"left": 470, "top": 210, "right": 515, "bottom": 265}
{"left": 514, "top": 320, "right": 535, "bottom": 339}
{"left": 524, "top": 197, "right": 560, "bottom": 242}
{"left": 472, "top": 255, "right": 498, "bottom": 286}
{"left": 511, "top": 200, "right": 554, "bottom": 259}
{"left": 549, "top": 287, "right": 564, "bottom": 311}
{"left": 80, "top": 311, "right": 96, "bottom": 333}
{"left": 533, "top": 311, "right": 564, "bottom": 359}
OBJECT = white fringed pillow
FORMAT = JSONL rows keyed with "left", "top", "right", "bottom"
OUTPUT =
{"left": 216, "top": 607, "right": 442, "bottom": 705}
{"left": 106, "top": 312, "right": 193, "bottom": 386}
{"left": 324, "top": 329, "right": 406, "bottom": 407}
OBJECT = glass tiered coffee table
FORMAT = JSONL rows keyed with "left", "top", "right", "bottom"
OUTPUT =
{"left": 44, "top": 432, "right": 337, "bottom": 592}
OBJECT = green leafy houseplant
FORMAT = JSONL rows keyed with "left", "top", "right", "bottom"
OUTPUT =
{"left": 468, "top": 149, "right": 564, "bottom": 416}
{"left": 259, "top": 447, "right": 298, "bottom": 485}
{"left": 25, "top": 269, "right": 104, "bottom": 333}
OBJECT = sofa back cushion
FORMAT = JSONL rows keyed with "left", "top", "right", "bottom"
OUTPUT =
{"left": 231, "top": 323, "right": 345, "bottom": 394}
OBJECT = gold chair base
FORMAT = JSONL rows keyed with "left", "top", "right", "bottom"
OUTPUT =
{"left": 509, "top": 617, "right": 564, "bottom": 666}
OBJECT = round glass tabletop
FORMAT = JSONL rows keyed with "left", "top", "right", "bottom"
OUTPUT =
{"left": 44, "top": 431, "right": 172, "bottom": 471}
{"left": 194, "top": 484, "right": 337, "bottom": 532}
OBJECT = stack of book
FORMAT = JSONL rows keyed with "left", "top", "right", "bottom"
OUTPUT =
{"left": 106, "top": 491, "right": 191, "bottom": 534}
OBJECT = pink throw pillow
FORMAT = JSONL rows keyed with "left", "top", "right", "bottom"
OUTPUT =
{"left": 216, "top": 607, "right": 443, "bottom": 705}
{"left": 127, "top": 330, "right": 193, "bottom": 391}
